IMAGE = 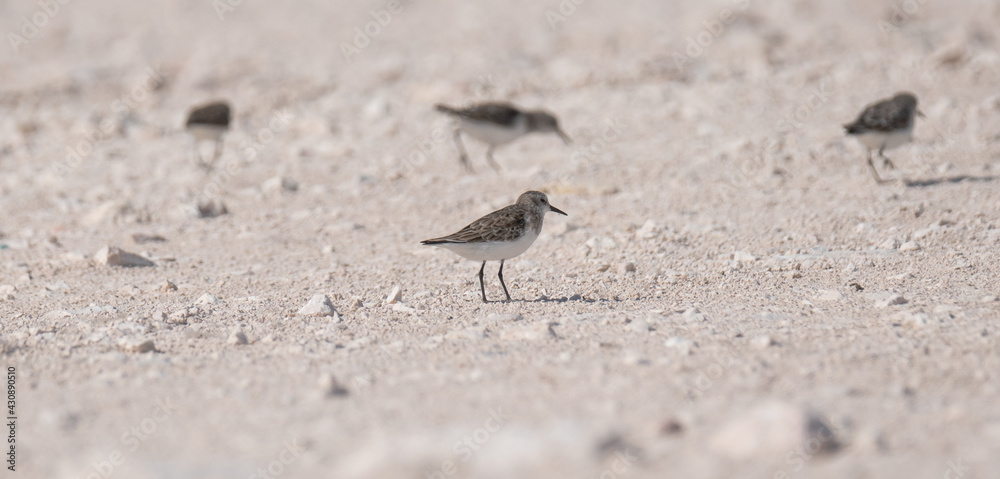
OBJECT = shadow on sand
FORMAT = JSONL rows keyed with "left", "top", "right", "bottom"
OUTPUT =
{"left": 524, "top": 295, "right": 596, "bottom": 304}
{"left": 904, "top": 175, "right": 997, "bottom": 188}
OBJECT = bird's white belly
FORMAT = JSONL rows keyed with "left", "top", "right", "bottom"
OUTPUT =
{"left": 436, "top": 231, "right": 538, "bottom": 261}
{"left": 459, "top": 117, "right": 528, "bottom": 146}
{"left": 856, "top": 125, "right": 913, "bottom": 151}
{"left": 187, "top": 124, "right": 227, "bottom": 142}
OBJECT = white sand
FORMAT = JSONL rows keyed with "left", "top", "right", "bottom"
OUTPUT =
{"left": 2, "top": 0, "right": 1000, "bottom": 477}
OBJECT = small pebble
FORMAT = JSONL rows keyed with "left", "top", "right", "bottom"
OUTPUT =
{"left": 261, "top": 176, "right": 299, "bottom": 195}
{"left": 363, "top": 96, "right": 390, "bottom": 119}
{"left": 709, "top": 402, "right": 839, "bottom": 459}
{"left": 196, "top": 200, "right": 228, "bottom": 218}
{"left": 160, "top": 280, "right": 177, "bottom": 292}
{"left": 622, "top": 262, "right": 637, "bottom": 273}
{"left": 876, "top": 294, "right": 908, "bottom": 308}
{"left": 298, "top": 294, "right": 338, "bottom": 318}
{"left": 636, "top": 220, "right": 660, "bottom": 239}
{"left": 665, "top": 337, "right": 695, "bottom": 355}
{"left": 484, "top": 313, "right": 522, "bottom": 322}
{"left": 751, "top": 334, "right": 775, "bottom": 349}
{"left": 879, "top": 238, "right": 901, "bottom": 250}
{"left": 196, "top": 294, "right": 220, "bottom": 305}
{"left": 392, "top": 303, "right": 416, "bottom": 313}
{"left": 682, "top": 308, "right": 706, "bottom": 322}
{"left": 585, "top": 236, "right": 618, "bottom": 250}
{"left": 628, "top": 318, "right": 650, "bottom": 333}
{"left": 349, "top": 298, "right": 364, "bottom": 311}
{"left": 816, "top": 290, "right": 843, "bottom": 301}
{"left": 660, "top": 417, "right": 684, "bottom": 436}
{"left": 121, "top": 339, "right": 156, "bottom": 353}
{"left": 385, "top": 286, "right": 402, "bottom": 304}
{"left": 933, "top": 304, "right": 961, "bottom": 315}
{"left": 899, "top": 241, "right": 921, "bottom": 252}
{"left": 227, "top": 330, "right": 249, "bottom": 345}
{"left": 853, "top": 428, "right": 888, "bottom": 454}
{"left": 318, "top": 373, "right": 349, "bottom": 397}
{"left": 119, "top": 284, "right": 141, "bottom": 297}
{"left": 95, "top": 246, "right": 154, "bottom": 267}
{"left": 62, "top": 252, "right": 89, "bottom": 263}
{"left": 167, "top": 309, "right": 192, "bottom": 324}
{"left": 131, "top": 233, "right": 166, "bottom": 244}
{"left": 899, "top": 312, "right": 929, "bottom": 329}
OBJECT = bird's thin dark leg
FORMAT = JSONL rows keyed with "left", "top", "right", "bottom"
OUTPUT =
{"left": 497, "top": 259, "right": 512, "bottom": 301}
{"left": 198, "top": 148, "right": 216, "bottom": 175}
{"left": 211, "top": 139, "right": 224, "bottom": 170}
{"left": 485, "top": 145, "right": 502, "bottom": 173}
{"left": 878, "top": 146, "right": 896, "bottom": 170}
{"left": 193, "top": 141, "right": 208, "bottom": 170}
{"left": 866, "top": 149, "right": 885, "bottom": 184}
{"left": 478, "top": 261, "right": 488, "bottom": 303}
{"left": 452, "top": 129, "right": 472, "bottom": 172}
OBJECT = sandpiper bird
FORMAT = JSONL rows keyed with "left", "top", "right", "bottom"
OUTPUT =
{"left": 421, "top": 191, "right": 567, "bottom": 302}
{"left": 435, "top": 102, "right": 571, "bottom": 172}
{"left": 185, "top": 101, "right": 231, "bottom": 169}
{"left": 844, "top": 92, "right": 924, "bottom": 183}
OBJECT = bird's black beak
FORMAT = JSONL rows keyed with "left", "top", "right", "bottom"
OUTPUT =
{"left": 917, "top": 109, "right": 926, "bottom": 118}
{"left": 550, "top": 205, "right": 568, "bottom": 216}
{"left": 556, "top": 128, "right": 572, "bottom": 145}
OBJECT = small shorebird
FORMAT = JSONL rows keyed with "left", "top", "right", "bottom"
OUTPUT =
{"left": 844, "top": 92, "right": 924, "bottom": 183}
{"left": 185, "top": 101, "right": 231, "bottom": 169}
{"left": 435, "top": 102, "right": 571, "bottom": 172}
{"left": 421, "top": 191, "right": 567, "bottom": 302}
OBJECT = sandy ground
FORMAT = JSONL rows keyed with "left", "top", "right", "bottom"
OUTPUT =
{"left": 2, "top": 0, "right": 1000, "bottom": 477}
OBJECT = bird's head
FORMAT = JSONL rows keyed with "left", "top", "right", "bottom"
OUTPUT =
{"left": 528, "top": 111, "right": 572, "bottom": 145}
{"left": 518, "top": 191, "right": 567, "bottom": 216}
{"left": 893, "top": 92, "right": 923, "bottom": 117}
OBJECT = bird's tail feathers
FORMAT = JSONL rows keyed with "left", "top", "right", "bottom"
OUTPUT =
{"left": 421, "top": 238, "right": 462, "bottom": 245}
{"left": 844, "top": 123, "right": 864, "bottom": 134}
{"left": 435, "top": 104, "right": 458, "bottom": 115}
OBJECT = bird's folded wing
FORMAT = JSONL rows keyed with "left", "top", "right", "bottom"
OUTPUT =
{"left": 427, "top": 206, "right": 526, "bottom": 244}
{"left": 853, "top": 100, "right": 909, "bottom": 133}
{"left": 449, "top": 103, "right": 521, "bottom": 126}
